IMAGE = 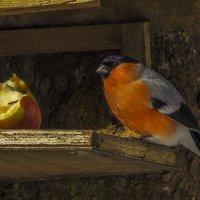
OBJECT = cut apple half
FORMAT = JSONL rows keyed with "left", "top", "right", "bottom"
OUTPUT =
{"left": 0, "top": 74, "right": 41, "bottom": 129}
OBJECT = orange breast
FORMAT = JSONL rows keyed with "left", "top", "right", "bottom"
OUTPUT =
{"left": 104, "top": 79, "right": 176, "bottom": 136}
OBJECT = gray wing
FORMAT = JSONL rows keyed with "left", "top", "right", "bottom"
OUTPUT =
{"left": 139, "top": 65, "right": 200, "bottom": 153}
{"left": 141, "top": 67, "right": 184, "bottom": 115}
{"left": 140, "top": 66, "right": 199, "bottom": 129}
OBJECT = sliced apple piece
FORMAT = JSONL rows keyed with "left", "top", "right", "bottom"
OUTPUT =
{"left": 0, "top": 74, "right": 41, "bottom": 129}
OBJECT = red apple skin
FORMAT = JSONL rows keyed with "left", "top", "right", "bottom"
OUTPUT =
{"left": 16, "top": 95, "right": 42, "bottom": 129}
{"left": 0, "top": 95, "right": 41, "bottom": 129}
{"left": 0, "top": 74, "right": 42, "bottom": 129}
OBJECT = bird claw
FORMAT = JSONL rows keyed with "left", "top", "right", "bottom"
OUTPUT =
{"left": 171, "top": 145, "right": 181, "bottom": 151}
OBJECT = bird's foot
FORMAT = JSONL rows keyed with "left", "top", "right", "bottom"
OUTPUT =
{"left": 171, "top": 145, "right": 181, "bottom": 152}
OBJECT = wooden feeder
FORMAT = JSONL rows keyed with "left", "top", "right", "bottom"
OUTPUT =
{"left": 0, "top": 130, "right": 182, "bottom": 182}
{"left": 0, "top": 2, "right": 183, "bottom": 182}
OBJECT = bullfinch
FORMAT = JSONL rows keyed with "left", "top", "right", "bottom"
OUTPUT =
{"left": 96, "top": 55, "right": 200, "bottom": 156}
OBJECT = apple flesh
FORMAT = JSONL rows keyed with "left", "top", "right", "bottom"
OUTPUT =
{"left": 0, "top": 74, "right": 41, "bottom": 129}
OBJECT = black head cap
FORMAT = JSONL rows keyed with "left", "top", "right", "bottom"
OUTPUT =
{"left": 96, "top": 54, "right": 139, "bottom": 79}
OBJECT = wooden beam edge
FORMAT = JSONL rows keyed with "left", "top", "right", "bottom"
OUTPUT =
{"left": 0, "top": 23, "right": 122, "bottom": 56}
{"left": 66, "top": 0, "right": 100, "bottom": 9}
{"left": 0, "top": 0, "right": 100, "bottom": 16}
{"left": 0, "top": 129, "right": 184, "bottom": 169}
{"left": 0, "top": 22, "right": 150, "bottom": 56}
{"left": 0, "top": 129, "right": 93, "bottom": 150}
{"left": 92, "top": 132, "right": 182, "bottom": 167}
{"left": 0, "top": 146, "right": 92, "bottom": 151}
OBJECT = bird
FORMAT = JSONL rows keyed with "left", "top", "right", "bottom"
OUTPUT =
{"left": 0, "top": 74, "right": 41, "bottom": 129}
{"left": 96, "top": 54, "right": 200, "bottom": 156}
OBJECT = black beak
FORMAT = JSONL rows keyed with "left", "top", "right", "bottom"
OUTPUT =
{"left": 96, "top": 64, "right": 109, "bottom": 79}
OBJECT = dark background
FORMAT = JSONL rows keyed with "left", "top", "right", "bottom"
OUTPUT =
{"left": 0, "top": 0, "right": 200, "bottom": 199}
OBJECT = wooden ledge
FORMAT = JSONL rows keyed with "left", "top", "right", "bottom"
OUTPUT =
{"left": 0, "top": 129, "right": 92, "bottom": 151}
{"left": 92, "top": 133, "right": 180, "bottom": 166}
{"left": 0, "top": 22, "right": 151, "bottom": 67}
{"left": 0, "top": 130, "right": 182, "bottom": 167}
{"left": 0, "top": 0, "right": 100, "bottom": 16}
{"left": 0, "top": 129, "right": 183, "bottom": 181}
{"left": 0, "top": 150, "right": 180, "bottom": 182}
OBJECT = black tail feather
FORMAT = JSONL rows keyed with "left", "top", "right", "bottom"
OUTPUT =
{"left": 190, "top": 129, "right": 200, "bottom": 151}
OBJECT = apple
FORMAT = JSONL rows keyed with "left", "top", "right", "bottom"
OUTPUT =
{"left": 0, "top": 74, "right": 41, "bottom": 129}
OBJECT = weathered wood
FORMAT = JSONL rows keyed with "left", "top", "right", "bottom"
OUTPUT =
{"left": 92, "top": 133, "right": 179, "bottom": 166}
{"left": 0, "top": 0, "right": 100, "bottom": 16}
{"left": 0, "top": 130, "right": 92, "bottom": 150}
{"left": 121, "top": 22, "right": 151, "bottom": 67}
{"left": 0, "top": 130, "right": 182, "bottom": 179}
{"left": 0, "top": 24, "right": 121, "bottom": 56}
{"left": 143, "top": 23, "right": 151, "bottom": 67}
{"left": 0, "top": 150, "right": 179, "bottom": 182}
{"left": 0, "top": 130, "right": 181, "bottom": 167}
{"left": 0, "top": 22, "right": 150, "bottom": 65}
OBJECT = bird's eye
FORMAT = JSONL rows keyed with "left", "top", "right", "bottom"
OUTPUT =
{"left": 103, "top": 61, "right": 118, "bottom": 68}
{"left": 112, "top": 62, "right": 118, "bottom": 67}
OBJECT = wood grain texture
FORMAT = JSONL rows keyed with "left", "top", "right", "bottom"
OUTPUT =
{"left": 0, "top": 0, "right": 100, "bottom": 15}
{"left": 0, "top": 130, "right": 92, "bottom": 150}
{"left": 0, "top": 24, "right": 121, "bottom": 56}
{"left": 0, "top": 22, "right": 150, "bottom": 66}
{"left": 0, "top": 150, "right": 179, "bottom": 182}
{"left": 0, "top": 130, "right": 181, "bottom": 179}
{"left": 121, "top": 22, "right": 151, "bottom": 67}
{"left": 92, "top": 133, "right": 179, "bottom": 166}
{"left": 0, "top": 130, "right": 180, "bottom": 167}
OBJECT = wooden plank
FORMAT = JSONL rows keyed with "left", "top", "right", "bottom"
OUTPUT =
{"left": 0, "top": 22, "right": 150, "bottom": 65}
{"left": 0, "top": 24, "right": 122, "bottom": 56}
{"left": 92, "top": 133, "right": 179, "bottom": 166}
{"left": 0, "top": 130, "right": 181, "bottom": 167}
{"left": 0, "top": 130, "right": 181, "bottom": 180}
{"left": 0, "top": 130, "right": 92, "bottom": 150}
{"left": 0, "top": 150, "right": 179, "bottom": 182}
{"left": 121, "top": 22, "right": 151, "bottom": 67}
{"left": 0, "top": 0, "right": 100, "bottom": 16}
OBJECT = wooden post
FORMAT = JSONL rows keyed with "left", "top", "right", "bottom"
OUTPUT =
{"left": 121, "top": 22, "right": 151, "bottom": 67}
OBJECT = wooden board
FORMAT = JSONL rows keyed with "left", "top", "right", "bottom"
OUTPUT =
{"left": 0, "top": 130, "right": 181, "bottom": 166}
{"left": 0, "top": 130, "right": 92, "bottom": 151}
{"left": 0, "top": 150, "right": 179, "bottom": 182}
{"left": 0, "top": 22, "right": 151, "bottom": 65}
{"left": 92, "top": 133, "right": 179, "bottom": 166}
{"left": 0, "top": 0, "right": 100, "bottom": 16}
{"left": 0, "top": 130, "right": 182, "bottom": 180}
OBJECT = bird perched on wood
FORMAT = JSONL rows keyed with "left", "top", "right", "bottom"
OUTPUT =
{"left": 96, "top": 55, "right": 200, "bottom": 156}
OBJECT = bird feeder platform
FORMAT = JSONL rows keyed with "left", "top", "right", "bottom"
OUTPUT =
{"left": 0, "top": 21, "right": 181, "bottom": 182}
{"left": 0, "top": 130, "right": 183, "bottom": 182}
